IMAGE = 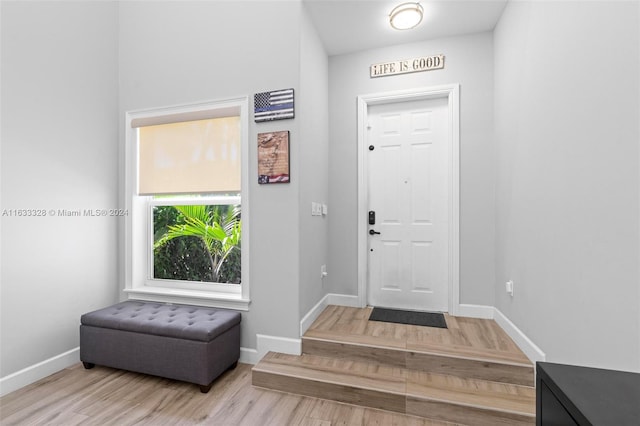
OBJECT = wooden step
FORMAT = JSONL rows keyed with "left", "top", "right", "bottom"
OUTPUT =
{"left": 252, "top": 352, "right": 535, "bottom": 426}
{"left": 304, "top": 305, "right": 535, "bottom": 387}
{"left": 303, "top": 332, "right": 535, "bottom": 387}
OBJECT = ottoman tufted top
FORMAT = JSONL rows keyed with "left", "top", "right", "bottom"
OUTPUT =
{"left": 81, "top": 301, "right": 241, "bottom": 342}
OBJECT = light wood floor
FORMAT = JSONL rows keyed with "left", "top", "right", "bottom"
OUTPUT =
{"left": 306, "top": 305, "right": 530, "bottom": 364}
{"left": 0, "top": 363, "right": 455, "bottom": 426}
{"left": 1, "top": 306, "right": 532, "bottom": 425}
{"left": 252, "top": 306, "right": 535, "bottom": 425}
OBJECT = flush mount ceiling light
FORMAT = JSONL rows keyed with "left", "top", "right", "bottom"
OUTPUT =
{"left": 389, "top": 2, "right": 424, "bottom": 30}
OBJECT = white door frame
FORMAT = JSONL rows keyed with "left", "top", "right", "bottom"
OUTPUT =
{"left": 357, "top": 84, "right": 460, "bottom": 315}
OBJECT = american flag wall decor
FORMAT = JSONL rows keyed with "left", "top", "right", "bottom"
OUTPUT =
{"left": 254, "top": 88, "right": 294, "bottom": 122}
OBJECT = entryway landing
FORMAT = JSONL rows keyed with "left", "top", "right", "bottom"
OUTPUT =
{"left": 305, "top": 305, "right": 532, "bottom": 379}
{"left": 253, "top": 305, "right": 535, "bottom": 425}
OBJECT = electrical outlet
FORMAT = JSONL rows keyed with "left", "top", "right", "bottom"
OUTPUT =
{"left": 506, "top": 280, "right": 514, "bottom": 296}
{"left": 321, "top": 264, "right": 327, "bottom": 279}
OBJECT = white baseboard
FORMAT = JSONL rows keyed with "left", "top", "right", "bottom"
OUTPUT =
{"left": 456, "top": 304, "right": 545, "bottom": 365}
{"left": 239, "top": 347, "right": 259, "bottom": 365}
{"left": 240, "top": 292, "right": 362, "bottom": 367}
{"left": 255, "top": 334, "right": 301, "bottom": 362}
{"left": 0, "top": 347, "right": 79, "bottom": 397}
{"left": 300, "top": 294, "right": 330, "bottom": 336}
{"left": 494, "top": 308, "right": 546, "bottom": 364}
{"left": 327, "top": 293, "right": 360, "bottom": 307}
{"left": 299, "top": 292, "right": 365, "bottom": 339}
{"left": 0, "top": 344, "right": 269, "bottom": 396}
{"left": 457, "top": 303, "right": 495, "bottom": 319}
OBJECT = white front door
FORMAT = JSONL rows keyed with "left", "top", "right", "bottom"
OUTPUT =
{"left": 367, "top": 97, "right": 449, "bottom": 312}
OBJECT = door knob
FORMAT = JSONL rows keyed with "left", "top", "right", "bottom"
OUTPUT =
{"left": 369, "top": 229, "right": 381, "bottom": 235}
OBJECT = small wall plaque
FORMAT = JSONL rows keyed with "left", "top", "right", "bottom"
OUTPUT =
{"left": 258, "top": 131, "right": 290, "bottom": 184}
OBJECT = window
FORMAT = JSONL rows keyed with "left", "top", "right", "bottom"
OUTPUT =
{"left": 151, "top": 197, "right": 241, "bottom": 288}
{"left": 124, "top": 98, "right": 250, "bottom": 310}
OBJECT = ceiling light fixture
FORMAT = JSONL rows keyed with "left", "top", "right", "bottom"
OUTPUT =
{"left": 389, "top": 2, "right": 424, "bottom": 30}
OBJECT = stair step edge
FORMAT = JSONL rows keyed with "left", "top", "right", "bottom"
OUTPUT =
{"left": 256, "top": 351, "right": 535, "bottom": 390}
{"left": 407, "top": 393, "right": 536, "bottom": 418}
{"left": 252, "top": 366, "right": 407, "bottom": 397}
{"left": 253, "top": 354, "right": 535, "bottom": 415}
{"left": 302, "top": 336, "right": 534, "bottom": 368}
{"left": 254, "top": 367, "right": 534, "bottom": 417}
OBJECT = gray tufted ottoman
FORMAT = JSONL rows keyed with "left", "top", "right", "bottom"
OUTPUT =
{"left": 80, "top": 301, "right": 241, "bottom": 392}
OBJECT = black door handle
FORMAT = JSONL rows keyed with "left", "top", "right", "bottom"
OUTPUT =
{"left": 369, "top": 229, "right": 381, "bottom": 235}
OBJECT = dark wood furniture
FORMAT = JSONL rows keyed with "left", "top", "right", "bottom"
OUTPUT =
{"left": 537, "top": 361, "right": 640, "bottom": 425}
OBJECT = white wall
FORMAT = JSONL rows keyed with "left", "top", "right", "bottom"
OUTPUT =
{"left": 5, "top": 0, "right": 637, "bottom": 397}
{"left": 1, "top": 1, "right": 119, "bottom": 379}
{"left": 327, "top": 33, "right": 496, "bottom": 307}
{"left": 494, "top": 1, "right": 640, "bottom": 371}
{"left": 1, "top": 1, "right": 333, "bottom": 389}
{"left": 298, "top": 5, "right": 330, "bottom": 318}
{"left": 118, "top": 1, "right": 304, "bottom": 349}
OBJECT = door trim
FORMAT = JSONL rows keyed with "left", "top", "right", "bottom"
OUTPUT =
{"left": 357, "top": 84, "right": 460, "bottom": 314}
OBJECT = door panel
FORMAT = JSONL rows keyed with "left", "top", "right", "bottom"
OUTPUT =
{"left": 367, "top": 97, "right": 449, "bottom": 311}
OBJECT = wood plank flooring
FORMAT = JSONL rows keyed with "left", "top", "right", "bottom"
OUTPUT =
{"left": 306, "top": 306, "right": 530, "bottom": 363}
{"left": 303, "top": 306, "right": 533, "bottom": 386}
{"left": 253, "top": 352, "right": 535, "bottom": 425}
{"left": 1, "top": 305, "right": 535, "bottom": 425}
{"left": 0, "top": 363, "right": 453, "bottom": 425}
{"left": 253, "top": 305, "right": 535, "bottom": 425}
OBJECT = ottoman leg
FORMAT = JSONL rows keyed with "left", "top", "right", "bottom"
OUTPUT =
{"left": 82, "top": 362, "right": 95, "bottom": 370}
{"left": 199, "top": 382, "right": 213, "bottom": 393}
{"left": 198, "top": 361, "right": 238, "bottom": 393}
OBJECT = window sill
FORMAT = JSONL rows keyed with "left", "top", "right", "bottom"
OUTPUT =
{"left": 124, "top": 286, "right": 250, "bottom": 311}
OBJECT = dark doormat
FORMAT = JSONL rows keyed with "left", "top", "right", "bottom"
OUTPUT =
{"left": 369, "top": 307, "right": 447, "bottom": 328}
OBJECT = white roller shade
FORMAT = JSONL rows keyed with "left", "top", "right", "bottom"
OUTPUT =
{"left": 131, "top": 106, "right": 240, "bottom": 128}
{"left": 138, "top": 116, "right": 241, "bottom": 195}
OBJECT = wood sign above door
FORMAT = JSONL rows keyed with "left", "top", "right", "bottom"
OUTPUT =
{"left": 370, "top": 54, "right": 445, "bottom": 78}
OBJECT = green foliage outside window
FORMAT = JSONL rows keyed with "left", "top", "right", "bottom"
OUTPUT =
{"left": 153, "top": 204, "right": 241, "bottom": 284}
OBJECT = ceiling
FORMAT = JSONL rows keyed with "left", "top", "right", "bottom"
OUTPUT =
{"left": 302, "top": 0, "right": 508, "bottom": 56}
